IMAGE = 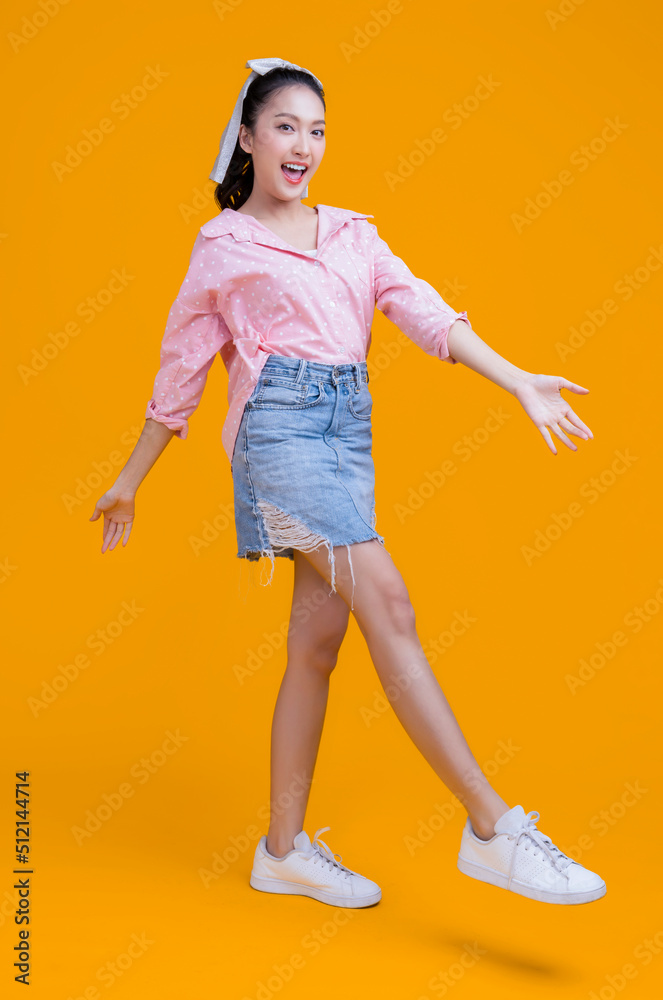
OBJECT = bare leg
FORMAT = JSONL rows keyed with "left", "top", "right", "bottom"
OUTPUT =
{"left": 265, "top": 552, "right": 350, "bottom": 858}
{"left": 297, "top": 539, "right": 511, "bottom": 840}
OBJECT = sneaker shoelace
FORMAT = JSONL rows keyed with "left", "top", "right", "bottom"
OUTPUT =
{"left": 308, "top": 827, "right": 354, "bottom": 879}
{"left": 505, "top": 810, "right": 575, "bottom": 891}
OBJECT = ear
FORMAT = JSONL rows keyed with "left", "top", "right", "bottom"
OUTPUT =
{"left": 238, "top": 125, "right": 252, "bottom": 156}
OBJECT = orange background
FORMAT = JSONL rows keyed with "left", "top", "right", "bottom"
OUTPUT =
{"left": 2, "top": 0, "right": 662, "bottom": 996}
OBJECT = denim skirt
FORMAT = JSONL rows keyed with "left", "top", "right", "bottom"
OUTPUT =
{"left": 231, "top": 354, "right": 386, "bottom": 607}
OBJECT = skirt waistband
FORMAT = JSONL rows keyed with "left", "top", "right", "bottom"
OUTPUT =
{"left": 260, "top": 354, "right": 369, "bottom": 385}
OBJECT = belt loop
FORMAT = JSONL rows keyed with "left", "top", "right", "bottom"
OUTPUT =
{"left": 295, "top": 358, "right": 307, "bottom": 384}
{"left": 353, "top": 362, "right": 361, "bottom": 391}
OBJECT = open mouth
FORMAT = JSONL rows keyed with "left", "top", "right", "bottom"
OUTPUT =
{"left": 281, "top": 163, "right": 309, "bottom": 183}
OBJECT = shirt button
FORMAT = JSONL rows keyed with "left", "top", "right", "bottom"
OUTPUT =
{"left": 314, "top": 260, "right": 321, "bottom": 267}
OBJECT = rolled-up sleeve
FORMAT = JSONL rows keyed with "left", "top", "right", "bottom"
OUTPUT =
{"left": 145, "top": 232, "right": 232, "bottom": 439}
{"left": 370, "top": 224, "right": 471, "bottom": 365}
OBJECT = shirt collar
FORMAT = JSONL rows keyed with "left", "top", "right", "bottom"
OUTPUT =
{"left": 199, "top": 203, "right": 373, "bottom": 254}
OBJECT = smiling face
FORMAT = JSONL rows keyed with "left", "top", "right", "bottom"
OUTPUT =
{"left": 238, "top": 84, "right": 326, "bottom": 202}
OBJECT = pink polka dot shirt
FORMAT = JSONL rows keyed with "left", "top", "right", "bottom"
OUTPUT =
{"left": 145, "top": 203, "right": 471, "bottom": 463}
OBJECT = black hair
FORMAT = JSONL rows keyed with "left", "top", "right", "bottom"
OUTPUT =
{"left": 213, "top": 66, "right": 325, "bottom": 212}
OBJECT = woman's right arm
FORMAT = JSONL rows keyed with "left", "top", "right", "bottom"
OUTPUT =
{"left": 89, "top": 228, "right": 234, "bottom": 554}
{"left": 89, "top": 418, "right": 175, "bottom": 553}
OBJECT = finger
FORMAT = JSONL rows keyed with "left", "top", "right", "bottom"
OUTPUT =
{"left": 559, "top": 378, "right": 590, "bottom": 394}
{"left": 563, "top": 408, "right": 594, "bottom": 439}
{"left": 122, "top": 521, "right": 134, "bottom": 546}
{"left": 89, "top": 507, "right": 101, "bottom": 521}
{"left": 101, "top": 520, "right": 114, "bottom": 553}
{"left": 102, "top": 515, "right": 114, "bottom": 551}
{"left": 102, "top": 513, "right": 119, "bottom": 548}
{"left": 558, "top": 416, "right": 589, "bottom": 439}
{"left": 108, "top": 522, "right": 126, "bottom": 551}
{"left": 550, "top": 422, "right": 577, "bottom": 451}
{"left": 537, "top": 424, "right": 557, "bottom": 455}
{"left": 102, "top": 519, "right": 121, "bottom": 554}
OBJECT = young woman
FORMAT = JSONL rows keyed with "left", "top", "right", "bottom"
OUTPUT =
{"left": 90, "top": 58, "right": 606, "bottom": 909}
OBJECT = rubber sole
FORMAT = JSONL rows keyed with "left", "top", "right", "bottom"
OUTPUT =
{"left": 249, "top": 873, "right": 381, "bottom": 908}
{"left": 457, "top": 855, "right": 607, "bottom": 905}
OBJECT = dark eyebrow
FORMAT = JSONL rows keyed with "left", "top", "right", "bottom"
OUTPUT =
{"left": 273, "top": 112, "right": 326, "bottom": 126}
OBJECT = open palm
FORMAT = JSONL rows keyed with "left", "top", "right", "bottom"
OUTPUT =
{"left": 89, "top": 488, "right": 135, "bottom": 553}
{"left": 514, "top": 374, "right": 593, "bottom": 455}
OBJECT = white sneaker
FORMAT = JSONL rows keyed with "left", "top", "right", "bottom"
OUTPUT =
{"left": 457, "top": 804, "right": 607, "bottom": 904}
{"left": 250, "top": 826, "right": 382, "bottom": 907}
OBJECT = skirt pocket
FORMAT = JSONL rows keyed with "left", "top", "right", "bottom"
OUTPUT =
{"left": 348, "top": 382, "right": 373, "bottom": 421}
{"left": 249, "top": 377, "right": 325, "bottom": 410}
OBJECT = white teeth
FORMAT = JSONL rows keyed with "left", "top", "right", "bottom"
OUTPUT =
{"left": 283, "top": 163, "right": 307, "bottom": 171}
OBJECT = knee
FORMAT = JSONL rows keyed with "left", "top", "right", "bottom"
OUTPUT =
{"left": 380, "top": 585, "right": 417, "bottom": 636}
{"left": 289, "top": 627, "right": 346, "bottom": 676}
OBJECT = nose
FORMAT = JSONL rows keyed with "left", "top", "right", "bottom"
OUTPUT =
{"left": 293, "top": 135, "right": 311, "bottom": 159}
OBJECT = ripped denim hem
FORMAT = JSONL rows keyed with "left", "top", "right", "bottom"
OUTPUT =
{"left": 237, "top": 498, "right": 385, "bottom": 611}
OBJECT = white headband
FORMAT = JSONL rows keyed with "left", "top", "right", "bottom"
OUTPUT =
{"left": 209, "top": 57, "right": 324, "bottom": 200}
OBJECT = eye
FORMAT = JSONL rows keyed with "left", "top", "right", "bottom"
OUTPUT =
{"left": 277, "top": 124, "right": 325, "bottom": 137}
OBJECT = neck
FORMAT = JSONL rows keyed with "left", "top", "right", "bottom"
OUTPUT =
{"left": 236, "top": 194, "right": 314, "bottom": 222}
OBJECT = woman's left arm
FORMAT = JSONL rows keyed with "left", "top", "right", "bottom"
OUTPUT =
{"left": 446, "top": 319, "right": 594, "bottom": 456}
